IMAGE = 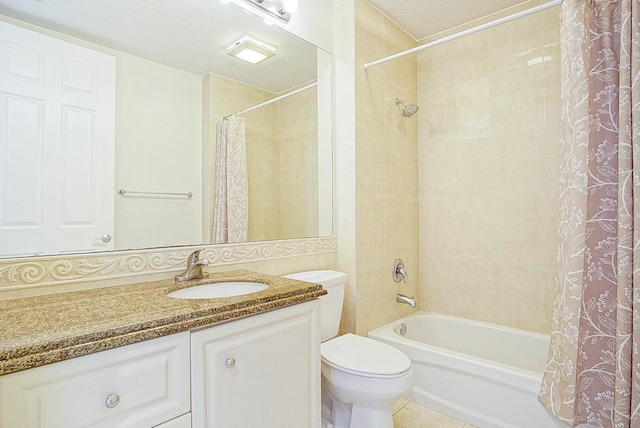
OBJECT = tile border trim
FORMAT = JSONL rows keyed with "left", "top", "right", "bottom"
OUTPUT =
{"left": 0, "top": 237, "right": 337, "bottom": 289}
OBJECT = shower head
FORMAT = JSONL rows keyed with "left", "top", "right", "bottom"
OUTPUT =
{"left": 395, "top": 98, "right": 419, "bottom": 117}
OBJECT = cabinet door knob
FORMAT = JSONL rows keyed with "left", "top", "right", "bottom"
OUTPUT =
{"left": 101, "top": 234, "right": 112, "bottom": 243}
{"left": 225, "top": 357, "right": 236, "bottom": 369}
{"left": 105, "top": 393, "right": 120, "bottom": 408}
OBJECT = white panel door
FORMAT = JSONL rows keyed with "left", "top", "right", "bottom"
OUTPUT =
{"left": 0, "top": 21, "right": 115, "bottom": 256}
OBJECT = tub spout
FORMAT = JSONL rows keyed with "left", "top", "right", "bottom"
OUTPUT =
{"left": 396, "top": 293, "right": 416, "bottom": 308}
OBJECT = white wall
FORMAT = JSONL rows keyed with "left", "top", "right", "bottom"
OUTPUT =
{"left": 114, "top": 57, "right": 202, "bottom": 250}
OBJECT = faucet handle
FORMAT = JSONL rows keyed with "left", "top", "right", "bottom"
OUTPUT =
{"left": 188, "top": 249, "right": 204, "bottom": 263}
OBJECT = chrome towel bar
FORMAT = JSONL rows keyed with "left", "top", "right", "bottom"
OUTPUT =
{"left": 117, "top": 189, "right": 193, "bottom": 198}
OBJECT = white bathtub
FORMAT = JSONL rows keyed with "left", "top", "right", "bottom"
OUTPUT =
{"left": 368, "top": 312, "right": 564, "bottom": 428}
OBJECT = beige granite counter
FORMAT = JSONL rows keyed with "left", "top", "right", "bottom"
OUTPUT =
{"left": 0, "top": 270, "right": 326, "bottom": 376}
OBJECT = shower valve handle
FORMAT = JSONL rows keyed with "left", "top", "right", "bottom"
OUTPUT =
{"left": 393, "top": 259, "right": 408, "bottom": 283}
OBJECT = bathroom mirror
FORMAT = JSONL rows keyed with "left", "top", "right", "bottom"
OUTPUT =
{"left": 0, "top": 0, "right": 333, "bottom": 259}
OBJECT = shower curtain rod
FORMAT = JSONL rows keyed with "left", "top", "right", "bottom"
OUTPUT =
{"left": 363, "top": 0, "right": 563, "bottom": 69}
{"left": 222, "top": 82, "right": 317, "bottom": 119}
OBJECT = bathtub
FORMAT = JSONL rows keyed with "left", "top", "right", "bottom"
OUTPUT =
{"left": 368, "top": 312, "right": 564, "bottom": 428}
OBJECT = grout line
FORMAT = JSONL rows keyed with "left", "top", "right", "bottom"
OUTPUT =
{"left": 393, "top": 400, "right": 474, "bottom": 426}
{"left": 392, "top": 399, "right": 410, "bottom": 415}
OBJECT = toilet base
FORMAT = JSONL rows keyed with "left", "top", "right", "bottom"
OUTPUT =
{"left": 350, "top": 403, "right": 393, "bottom": 428}
{"left": 324, "top": 387, "right": 395, "bottom": 428}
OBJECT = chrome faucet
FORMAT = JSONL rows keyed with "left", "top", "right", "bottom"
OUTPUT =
{"left": 175, "top": 249, "right": 209, "bottom": 282}
{"left": 393, "top": 259, "right": 408, "bottom": 283}
{"left": 396, "top": 294, "right": 416, "bottom": 308}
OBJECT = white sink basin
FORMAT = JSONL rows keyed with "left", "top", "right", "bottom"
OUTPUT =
{"left": 167, "top": 281, "right": 268, "bottom": 299}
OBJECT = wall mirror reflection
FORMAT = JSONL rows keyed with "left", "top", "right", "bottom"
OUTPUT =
{"left": 0, "top": 0, "right": 333, "bottom": 259}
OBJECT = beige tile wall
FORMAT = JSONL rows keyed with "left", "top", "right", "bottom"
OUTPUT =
{"left": 275, "top": 88, "right": 320, "bottom": 239}
{"left": 417, "top": 7, "right": 561, "bottom": 333}
{"left": 352, "top": 0, "right": 420, "bottom": 335}
{"left": 244, "top": 89, "right": 279, "bottom": 241}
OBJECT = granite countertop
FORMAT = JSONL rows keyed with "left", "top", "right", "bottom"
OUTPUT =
{"left": 0, "top": 270, "right": 326, "bottom": 376}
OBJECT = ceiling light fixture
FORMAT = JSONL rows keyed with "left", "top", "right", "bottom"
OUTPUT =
{"left": 226, "top": 34, "right": 277, "bottom": 64}
{"left": 238, "top": 0, "right": 298, "bottom": 23}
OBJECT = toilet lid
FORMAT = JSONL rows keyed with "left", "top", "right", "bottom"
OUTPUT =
{"left": 321, "top": 334, "right": 411, "bottom": 377}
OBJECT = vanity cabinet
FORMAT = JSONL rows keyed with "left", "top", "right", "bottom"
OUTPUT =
{"left": 0, "top": 300, "right": 321, "bottom": 428}
{"left": 191, "top": 300, "right": 321, "bottom": 428}
{"left": 0, "top": 332, "right": 190, "bottom": 428}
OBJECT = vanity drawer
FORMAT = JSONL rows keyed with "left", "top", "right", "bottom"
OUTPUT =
{"left": 0, "top": 332, "right": 190, "bottom": 428}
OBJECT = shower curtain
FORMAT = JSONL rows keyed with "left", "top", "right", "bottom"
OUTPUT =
{"left": 539, "top": 0, "right": 640, "bottom": 426}
{"left": 212, "top": 115, "right": 248, "bottom": 244}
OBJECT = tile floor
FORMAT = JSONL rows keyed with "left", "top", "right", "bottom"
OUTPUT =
{"left": 392, "top": 399, "right": 477, "bottom": 428}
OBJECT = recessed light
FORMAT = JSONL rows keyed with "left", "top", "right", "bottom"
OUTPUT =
{"left": 226, "top": 34, "right": 277, "bottom": 65}
{"left": 234, "top": 49, "right": 268, "bottom": 64}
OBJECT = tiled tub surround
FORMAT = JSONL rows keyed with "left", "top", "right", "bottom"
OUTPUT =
{"left": 417, "top": 5, "right": 561, "bottom": 333}
{"left": 0, "top": 270, "right": 325, "bottom": 376}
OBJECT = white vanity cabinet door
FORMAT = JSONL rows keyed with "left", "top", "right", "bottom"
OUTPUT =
{"left": 191, "top": 300, "right": 321, "bottom": 428}
{"left": 0, "top": 332, "right": 190, "bottom": 428}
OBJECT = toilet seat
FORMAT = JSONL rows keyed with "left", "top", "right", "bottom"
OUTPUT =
{"left": 321, "top": 333, "right": 411, "bottom": 379}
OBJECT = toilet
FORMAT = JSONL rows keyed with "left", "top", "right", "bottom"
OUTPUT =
{"left": 284, "top": 270, "right": 412, "bottom": 428}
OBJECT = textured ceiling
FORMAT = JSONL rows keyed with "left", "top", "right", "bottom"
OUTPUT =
{"left": 0, "top": 0, "right": 317, "bottom": 93}
{"left": 366, "top": 0, "right": 537, "bottom": 40}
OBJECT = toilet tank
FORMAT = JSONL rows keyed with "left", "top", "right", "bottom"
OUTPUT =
{"left": 283, "top": 270, "right": 347, "bottom": 342}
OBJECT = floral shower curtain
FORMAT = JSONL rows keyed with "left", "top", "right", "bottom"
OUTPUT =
{"left": 212, "top": 115, "right": 248, "bottom": 244}
{"left": 539, "top": 0, "right": 640, "bottom": 426}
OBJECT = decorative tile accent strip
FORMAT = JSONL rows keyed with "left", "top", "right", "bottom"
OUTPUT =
{"left": 0, "top": 238, "right": 336, "bottom": 290}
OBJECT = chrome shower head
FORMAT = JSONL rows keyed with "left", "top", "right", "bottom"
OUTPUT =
{"left": 395, "top": 98, "right": 419, "bottom": 117}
